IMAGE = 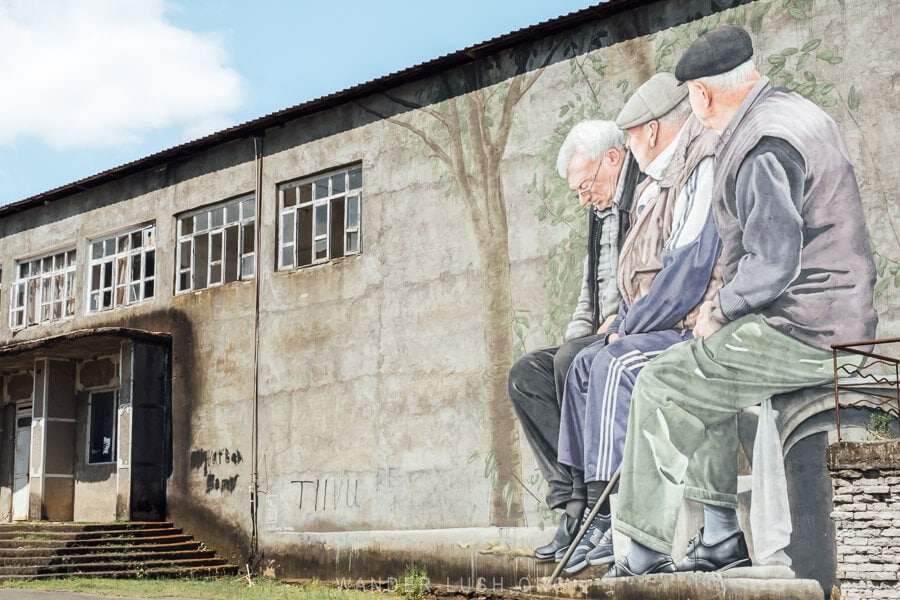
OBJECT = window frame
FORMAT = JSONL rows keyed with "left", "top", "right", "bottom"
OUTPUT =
{"left": 86, "top": 223, "right": 156, "bottom": 313}
{"left": 175, "top": 194, "right": 256, "bottom": 294}
{"left": 9, "top": 248, "right": 77, "bottom": 330}
{"left": 86, "top": 389, "right": 118, "bottom": 465}
{"left": 277, "top": 165, "right": 362, "bottom": 271}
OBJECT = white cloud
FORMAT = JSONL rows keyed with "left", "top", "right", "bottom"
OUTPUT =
{"left": 0, "top": 0, "right": 244, "bottom": 149}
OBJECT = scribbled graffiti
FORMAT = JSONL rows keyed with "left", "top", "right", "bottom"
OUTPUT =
{"left": 290, "top": 477, "right": 360, "bottom": 511}
{"left": 191, "top": 447, "right": 243, "bottom": 494}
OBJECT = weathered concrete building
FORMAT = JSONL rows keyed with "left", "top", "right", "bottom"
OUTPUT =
{"left": 0, "top": 0, "right": 897, "bottom": 592}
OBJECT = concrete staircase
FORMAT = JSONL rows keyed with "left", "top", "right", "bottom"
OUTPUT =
{"left": 0, "top": 521, "right": 239, "bottom": 580}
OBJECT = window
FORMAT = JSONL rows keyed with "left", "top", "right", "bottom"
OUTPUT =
{"left": 88, "top": 224, "right": 156, "bottom": 313}
{"left": 176, "top": 195, "right": 256, "bottom": 293}
{"left": 88, "top": 390, "right": 117, "bottom": 464}
{"left": 9, "top": 249, "right": 76, "bottom": 329}
{"left": 278, "top": 166, "right": 362, "bottom": 270}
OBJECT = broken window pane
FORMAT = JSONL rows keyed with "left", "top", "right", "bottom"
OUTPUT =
{"left": 179, "top": 272, "right": 191, "bottom": 292}
{"left": 88, "top": 391, "right": 117, "bottom": 464}
{"left": 145, "top": 250, "right": 155, "bottom": 279}
{"left": 144, "top": 279, "right": 155, "bottom": 299}
{"left": 299, "top": 184, "right": 312, "bottom": 205}
{"left": 297, "top": 205, "right": 313, "bottom": 266}
{"left": 331, "top": 174, "right": 345, "bottom": 194}
{"left": 242, "top": 223, "right": 255, "bottom": 254}
{"left": 225, "top": 225, "right": 239, "bottom": 283}
{"left": 194, "top": 235, "right": 209, "bottom": 290}
{"left": 210, "top": 231, "right": 223, "bottom": 263}
{"left": 330, "top": 197, "right": 345, "bottom": 260}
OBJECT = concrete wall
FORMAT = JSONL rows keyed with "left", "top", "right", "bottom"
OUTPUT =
{"left": 0, "top": 0, "right": 894, "bottom": 583}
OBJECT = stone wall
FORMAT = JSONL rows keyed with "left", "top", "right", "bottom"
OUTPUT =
{"left": 828, "top": 440, "right": 900, "bottom": 600}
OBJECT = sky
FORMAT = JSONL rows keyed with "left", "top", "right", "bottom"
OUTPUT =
{"left": 0, "top": 0, "right": 603, "bottom": 206}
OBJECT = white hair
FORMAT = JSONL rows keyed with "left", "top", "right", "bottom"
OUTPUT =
{"left": 657, "top": 96, "right": 692, "bottom": 127}
{"left": 695, "top": 59, "right": 757, "bottom": 92}
{"left": 556, "top": 120, "right": 625, "bottom": 178}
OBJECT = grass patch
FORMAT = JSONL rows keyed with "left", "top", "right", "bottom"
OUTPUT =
{"left": 0, "top": 577, "right": 382, "bottom": 600}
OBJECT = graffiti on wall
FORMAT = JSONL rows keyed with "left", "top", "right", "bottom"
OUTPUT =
{"left": 190, "top": 447, "right": 242, "bottom": 494}
{"left": 290, "top": 477, "right": 360, "bottom": 512}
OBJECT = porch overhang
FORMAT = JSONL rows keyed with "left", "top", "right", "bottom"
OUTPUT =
{"left": 0, "top": 327, "right": 171, "bottom": 372}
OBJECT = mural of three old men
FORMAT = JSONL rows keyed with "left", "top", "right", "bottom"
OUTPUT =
{"left": 509, "top": 25, "right": 876, "bottom": 578}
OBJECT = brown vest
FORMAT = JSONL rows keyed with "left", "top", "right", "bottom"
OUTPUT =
{"left": 616, "top": 115, "right": 722, "bottom": 331}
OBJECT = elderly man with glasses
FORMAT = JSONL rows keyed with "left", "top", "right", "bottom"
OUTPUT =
{"left": 508, "top": 119, "right": 638, "bottom": 561}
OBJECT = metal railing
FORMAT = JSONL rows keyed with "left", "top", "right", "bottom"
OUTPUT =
{"left": 832, "top": 337, "right": 900, "bottom": 441}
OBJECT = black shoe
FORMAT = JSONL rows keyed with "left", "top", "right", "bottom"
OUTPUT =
{"left": 675, "top": 528, "right": 751, "bottom": 572}
{"left": 602, "top": 555, "right": 676, "bottom": 579}
{"left": 534, "top": 512, "right": 580, "bottom": 560}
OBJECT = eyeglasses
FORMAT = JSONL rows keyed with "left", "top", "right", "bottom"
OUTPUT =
{"left": 575, "top": 159, "right": 604, "bottom": 201}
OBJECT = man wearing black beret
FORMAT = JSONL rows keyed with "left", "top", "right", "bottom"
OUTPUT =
{"left": 605, "top": 26, "right": 877, "bottom": 578}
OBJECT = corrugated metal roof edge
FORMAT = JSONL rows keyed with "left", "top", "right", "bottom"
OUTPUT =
{"left": 1, "top": 0, "right": 635, "bottom": 218}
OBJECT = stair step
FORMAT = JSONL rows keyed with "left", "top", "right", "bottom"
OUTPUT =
{"left": 0, "top": 522, "right": 173, "bottom": 534}
{"left": 0, "top": 541, "right": 202, "bottom": 558}
{"left": 0, "top": 557, "right": 230, "bottom": 577}
{"left": 0, "top": 534, "right": 193, "bottom": 549}
{"left": 0, "top": 549, "right": 216, "bottom": 567}
{"left": 0, "top": 563, "right": 239, "bottom": 581}
{"left": 0, "top": 527, "right": 181, "bottom": 541}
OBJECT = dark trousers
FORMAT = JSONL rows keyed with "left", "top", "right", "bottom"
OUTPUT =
{"left": 508, "top": 334, "right": 603, "bottom": 509}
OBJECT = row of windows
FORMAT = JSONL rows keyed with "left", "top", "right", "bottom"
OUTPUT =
{"left": 7, "top": 166, "right": 363, "bottom": 331}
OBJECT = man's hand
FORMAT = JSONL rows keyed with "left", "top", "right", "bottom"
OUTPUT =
{"left": 607, "top": 333, "right": 620, "bottom": 344}
{"left": 692, "top": 300, "right": 722, "bottom": 339}
{"left": 597, "top": 313, "right": 617, "bottom": 335}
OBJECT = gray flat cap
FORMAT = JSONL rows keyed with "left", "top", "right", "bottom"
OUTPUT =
{"left": 675, "top": 26, "right": 754, "bottom": 82}
{"left": 615, "top": 72, "right": 688, "bottom": 129}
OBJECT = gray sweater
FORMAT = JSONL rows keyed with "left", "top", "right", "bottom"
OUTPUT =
{"left": 710, "top": 78, "right": 877, "bottom": 349}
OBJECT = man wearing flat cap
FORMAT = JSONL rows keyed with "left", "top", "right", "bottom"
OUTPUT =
{"left": 606, "top": 26, "right": 877, "bottom": 578}
{"left": 553, "top": 72, "right": 721, "bottom": 575}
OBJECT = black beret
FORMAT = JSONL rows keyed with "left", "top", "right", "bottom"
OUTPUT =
{"left": 675, "top": 26, "right": 754, "bottom": 82}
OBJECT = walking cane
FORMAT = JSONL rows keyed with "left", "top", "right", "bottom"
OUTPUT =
{"left": 546, "top": 465, "right": 621, "bottom": 585}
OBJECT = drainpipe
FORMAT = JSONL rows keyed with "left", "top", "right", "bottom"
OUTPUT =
{"left": 250, "top": 135, "right": 264, "bottom": 561}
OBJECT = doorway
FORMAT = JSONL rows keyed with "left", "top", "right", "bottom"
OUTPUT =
{"left": 13, "top": 402, "right": 32, "bottom": 521}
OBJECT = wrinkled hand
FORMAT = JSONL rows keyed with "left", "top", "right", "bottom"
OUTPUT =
{"left": 597, "top": 313, "right": 617, "bottom": 335}
{"left": 692, "top": 300, "right": 722, "bottom": 340}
